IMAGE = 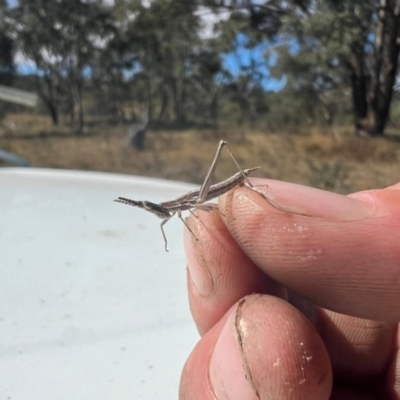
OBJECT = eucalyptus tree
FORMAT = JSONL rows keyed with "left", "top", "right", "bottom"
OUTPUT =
{"left": 10, "top": 0, "right": 115, "bottom": 133}
{"left": 276, "top": 0, "right": 400, "bottom": 135}
{"left": 123, "top": 0, "right": 213, "bottom": 123}
{"left": 199, "top": 0, "right": 311, "bottom": 126}
{"left": 0, "top": 0, "right": 14, "bottom": 85}
{"left": 205, "top": 0, "right": 400, "bottom": 135}
{"left": 0, "top": 0, "right": 15, "bottom": 120}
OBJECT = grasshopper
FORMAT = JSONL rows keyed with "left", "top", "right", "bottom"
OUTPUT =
{"left": 115, "top": 140, "right": 261, "bottom": 251}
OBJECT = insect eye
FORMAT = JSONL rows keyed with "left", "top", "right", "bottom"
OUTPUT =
{"left": 143, "top": 201, "right": 161, "bottom": 212}
{"left": 143, "top": 201, "right": 152, "bottom": 209}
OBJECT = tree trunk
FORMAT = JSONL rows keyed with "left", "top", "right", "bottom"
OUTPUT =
{"left": 37, "top": 75, "right": 59, "bottom": 126}
{"left": 157, "top": 86, "right": 169, "bottom": 121}
{"left": 346, "top": 0, "right": 400, "bottom": 136}
{"left": 77, "top": 85, "right": 84, "bottom": 135}
{"left": 69, "top": 96, "right": 75, "bottom": 125}
{"left": 210, "top": 89, "right": 219, "bottom": 128}
{"left": 70, "top": 78, "right": 84, "bottom": 135}
{"left": 364, "top": 0, "right": 400, "bottom": 135}
{"left": 171, "top": 68, "right": 187, "bottom": 123}
{"left": 173, "top": 79, "right": 186, "bottom": 123}
{"left": 348, "top": 61, "right": 368, "bottom": 133}
{"left": 77, "top": 99, "right": 84, "bottom": 135}
{"left": 47, "top": 101, "right": 59, "bottom": 126}
{"left": 145, "top": 70, "right": 153, "bottom": 122}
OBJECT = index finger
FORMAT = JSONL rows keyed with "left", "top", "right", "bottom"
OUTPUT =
{"left": 219, "top": 179, "right": 400, "bottom": 322}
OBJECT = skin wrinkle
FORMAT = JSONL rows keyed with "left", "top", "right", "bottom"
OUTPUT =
{"left": 234, "top": 296, "right": 260, "bottom": 399}
{"left": 188, "top": 211, "right": 256, "bottom": 297}
{"left": 188, "top": 218, "right": 215, "bottom": 297}
{"left": 223, "top": 187, "right": 400, "bottom": 321}
{"left": 316, "top": 310, "right": 397, "bottom": 389}
{"left": 192, "top": 212, "right": 238, "bottom": 294}
{"left": 393, "top": 327, "right": 400, "bottom": 395}
{"left": 230, "top": 188, "right": 377, "bottom": 250}
{"left": 194, "top": 211, "right": 234, "bottom": 255}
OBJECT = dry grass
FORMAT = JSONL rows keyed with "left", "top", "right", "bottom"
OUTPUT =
{"left": 1, "top": 113, "right": 400, "bottom": 194}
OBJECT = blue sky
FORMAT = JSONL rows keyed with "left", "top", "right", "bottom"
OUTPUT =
{"left": 222, "top": 33, "right": 286, "bottom": 91}
{"left": 12, "top": 1, "right": 286, "bottom": 92}
{"left": 16, "top": 36, "right": 286, "bottom": 92}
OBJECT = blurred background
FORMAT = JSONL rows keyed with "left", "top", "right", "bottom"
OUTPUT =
{"left": 1, "top": 0, "right": 400, "bottom": 193}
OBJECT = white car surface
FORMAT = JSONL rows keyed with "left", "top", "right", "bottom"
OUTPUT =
{"left": 0, "top": 168, "right": 199, "bottom": 399}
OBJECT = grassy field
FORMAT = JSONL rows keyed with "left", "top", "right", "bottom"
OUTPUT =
{"left": 1, "top": 113, "right": 400, "bottom": 194}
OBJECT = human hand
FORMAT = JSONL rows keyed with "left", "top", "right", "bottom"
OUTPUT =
{"left": 180, "top": 179, "right": 400, "bottom": 399}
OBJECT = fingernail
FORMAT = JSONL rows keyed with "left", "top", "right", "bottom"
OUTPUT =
{"left": 184, "top": 219, "right": 214, "bottom": 297}
{"left": 209, "top": 302, "right": 258, "bottom": 400}
{"left": 221, "top": 179, "right": 376, "bottom": 221}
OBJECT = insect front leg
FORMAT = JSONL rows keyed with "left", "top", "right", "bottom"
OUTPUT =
{"left": 189, "top": 202, "right": 218, "bottom": 218}
{"left": 194, "top": 202, "right": 228, "bottom": 219}
{"left": 160, "top": 214, "right": 174, "bottom": 252}
{"left": 178, "top": 210, "right": 198, "bottom": 242}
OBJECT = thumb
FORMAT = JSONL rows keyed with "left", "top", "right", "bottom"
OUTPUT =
{"left": 180, "top": 294, "right": 332, "bottom": 400}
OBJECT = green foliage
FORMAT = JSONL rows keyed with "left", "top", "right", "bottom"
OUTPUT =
{"left": 266, "top": 88, "right": 311, "bottom": 130}
{"left": 9, "top": 0, "right": 116, "bottom": 130}
{"left": 273, "top": 0, "right": 400, "bottom": 135}
{"left": 3, "top": 0, "right": 400, "bottom": 137}
{"left": 0, "top": 0, "right": 15, "bottom": 120}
